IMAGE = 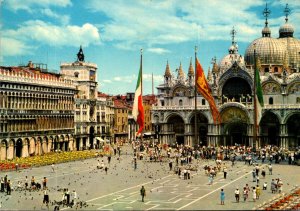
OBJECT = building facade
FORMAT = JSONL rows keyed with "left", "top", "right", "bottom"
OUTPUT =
{"left": 152, "top": 4, "right": 300, "bottom": 149}
{"left": 0, "top": 62, "right": 77, "bottom": 160}
{"left": 60, "top": 47, "right": 109, "bottom": 150}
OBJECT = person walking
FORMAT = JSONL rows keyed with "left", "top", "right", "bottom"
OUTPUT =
{"left": 256, "top": 185, "right": 261, "bottom": 199}
{"left": 263, "top": 182, "right": 267, "bottom": 190}
{"left": 72, "top": 190, "right": 77, "bottom": 207}
{"left": 42, "top": 187, "right": 49, "bottom": 209}
{"left": 24, "top": 176, "right": 28, "bottom": 190}
{"left": 66, "top": 188, "right": 70, "bottom": 206}
{"left": 140, "top": 186, "right": 146, "bottom": 202}
{"left": 223, "top": 167, "right": 227, "bottom": 179}
{"left": 0, "top": 177, "right": 4, "bottom": 192}
{"left": 252, "top": 168, "right": 256, "bottom": 182}
{"left": 243, "top": 187, "right": 248, "bottom": 202}
{"left": 261, "top": 168, "right": 266, "bottom": 179}
{"left": 235, "top": 188, "right": 240, "bottom": 202}
{"left": 42, "top": 177, "right": 47, "bottom": 189}
{"left": 278, "top": 179, "right": 283, "bottom": 193}
{"left": 51, "top": 163, "right": 55, "bottom": 172}
{"left": 252, "top": 187, "right": 256, "bottom": 202}
{"left": 268, "top": 163, "right": 272, "bottom": 175}
{"left": 169, "top": 160, "right": 173, "bottom": 171}
{"left": 271, "top": 179, "right": 276, "bottom": 193}
{"left": 6, "top": 180, "right": 11, "bottom": 195}
{"left": 256, "top": 175, "right": 260, "bottom": 185}
{"left": 220, "top": 189, "right": 225, "bottom": 205}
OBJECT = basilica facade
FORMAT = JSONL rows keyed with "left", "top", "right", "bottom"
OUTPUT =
{"left": 152, "top": 5, "right": 300, "bottom": 149}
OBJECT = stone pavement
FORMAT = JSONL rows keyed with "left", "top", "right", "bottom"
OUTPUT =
{"left": 0, "top": 145, "right": 299, "bottom": 210}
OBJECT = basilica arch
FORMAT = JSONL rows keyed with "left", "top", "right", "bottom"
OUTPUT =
{"left": 260, "top": 111, "right": 281, "bottom": 146}
{"left": 286, "top": 113, "right": 300, "bottom": 148}
{"left": 221, "top": 77, "right": 252, "bottom": 103}
{"left": 189, "top": 112, "right": 209, "bottom": 146}
{"left": 166, "top": 114, "right": 185, "bottom": 145}
{"left": 15, "top": 138, "right": 22, "bottom": 158}
{"left": 220, "top": 106, "right": 250, "bottom": 146}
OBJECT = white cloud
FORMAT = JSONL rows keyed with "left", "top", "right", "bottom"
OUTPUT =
{"left": 113, "top": 75, "right": 134, "bottom": 83}
{"left": 102, "top": 79, "right": 112, "bottom": 83}
{"left": 147, "top": 48, "right": 171, "bottom": 55}
{"left": 0, "top": 37, "right": 34, "bottom": 56}
{"left": 41, "top": 8, "right": 70, "bottom": 25}
{"left": 4, "top": 0, "right": 72, "bottom": 12}
{"left": 86, "top": 0, "right": 300, "bottom": 49}
{"left": 5, "top": 20, "right": 100, "bottom": 47}
{"left": 143, "top": 73, "right": 164, "bottom": 82}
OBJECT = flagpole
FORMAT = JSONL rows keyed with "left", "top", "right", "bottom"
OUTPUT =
{"left": 140, "top": 48, "right": 144, "bottom": 142}
{"left": 194, "top": 46, "right": 198, "bottom": 146}
{"left": 253, "top": 46, "right": 257, "bottom": 150}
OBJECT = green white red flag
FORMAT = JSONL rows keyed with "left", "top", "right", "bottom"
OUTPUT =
{"left": 133, "top": 65, "right": 144, "bottom": 136}
{"left": 255, "top": 67, "right": 264, "bottom": 125}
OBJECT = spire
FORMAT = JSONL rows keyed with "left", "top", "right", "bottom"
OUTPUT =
{"left": 263, "top": 3, "right": 271, "bottom": 27}
{"left": 77, "top": 45, "right": 85, "bottom": 62}
{"left": 279, "top": 3, "right": 294, "bottom": 38}
{"left": 211, "top": 56, "right": 219, "bottom": 74}
{"left": 230, "top": 26, "right": 236, "bottom": 45}
{"left": 262, "top": 3, "right": 271, "bottom": 37}
{"left": 177, "top": 62, "right": 185, "bottom": 78}
{"left": 229, "top": 27, "right": 238, "bottom": 54}
{"left": 164, "top": 60, "right": 171, "bottom": 77}
{"left": 207, "top": 67, "right": 212, "bottom": 82}
{"left": 284, "top": 3, "right": 291, "bottom": 23}
{"left": 188, "top": 57, "right": 194, "bottom": 76}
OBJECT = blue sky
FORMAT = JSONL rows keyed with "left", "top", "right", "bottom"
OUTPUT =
{"left": 1, "top": 0, "right": 299, "bottom": 95}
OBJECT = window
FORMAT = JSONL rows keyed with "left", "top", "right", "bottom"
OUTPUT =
{"left": 264, "top": 67, "right": 269, "bottom": 73}
{"left": 274, "top": 67, "right": 278, "bottom": 73}
{"left": 161, "top": 100, "right": 164, "bottom": 106}
{"left": 269, "top": 97, "right": 273, "bottom": 105}
{"left": 202, "top": 99, "right": 206, "bottom": 105}
{"left": 179, "top": 99, "right": 183, "bottom": 106}
{"left": 296, "top": 97, "right": 300, "bottom": 104}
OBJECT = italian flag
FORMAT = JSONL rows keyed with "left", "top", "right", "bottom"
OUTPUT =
{"left": 255, "top": 67, "right": 264, "bottom": 125}
{"left": 133, "top": 66, "right": 144, "bottom": 136}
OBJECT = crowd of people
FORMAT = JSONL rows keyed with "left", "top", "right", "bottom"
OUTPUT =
{"left": 1, "top": 139, "right": 299, "bottom": 209}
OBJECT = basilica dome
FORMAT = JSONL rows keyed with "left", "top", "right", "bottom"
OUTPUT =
{"left": 219, "top": 54, "right": 245, "bottom": 72}
{"left": 245, "top": 37, "right": 286, "bottom": 66}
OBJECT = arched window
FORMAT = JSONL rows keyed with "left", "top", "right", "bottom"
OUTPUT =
{"left": 161, "top": 100, "right": 164, "bottom": 106}
{"left": 274, "top": 67, "right": 278, "bottom": 73}
{"left": 296, "top": 97, "right": 300, "bottom": 104}
{"left": 179, "top": 99, "right": 183, "bottom": 106}
{"left": 264, "top": 67, "right": 269, "bottom": 73}
{"left": 202, "top": 99, "right": 206, "bottom": 105}
{"left": 269, "top": 97, "right": 273, "bottom": 105}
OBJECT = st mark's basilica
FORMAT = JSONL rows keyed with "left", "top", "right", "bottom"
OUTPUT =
{"left": 152, "top": 4, "right": 300, "bottom": 149}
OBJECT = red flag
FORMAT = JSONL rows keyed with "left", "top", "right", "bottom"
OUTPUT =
{"left": 196, "top": 58, "right": 221, "bottom": 124}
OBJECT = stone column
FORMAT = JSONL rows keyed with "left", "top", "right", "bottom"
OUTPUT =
{"left": 22, "top": 142, "right": 29, "bottom": 158}
{"left": 0, "top": 142, "right": 7, "bottom": 161}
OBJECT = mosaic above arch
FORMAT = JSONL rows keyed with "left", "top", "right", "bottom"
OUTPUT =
{"left": 288, "top": 82, "right": 300, "bottom": 94}
{"left": 221, "top": 107, "right": 249, "bottom": 124}
{"left": 262, "top": 82, "right": 281, "bottom": 94}
{"left": 172, "top": 86, "right": 190, "bottom": 97}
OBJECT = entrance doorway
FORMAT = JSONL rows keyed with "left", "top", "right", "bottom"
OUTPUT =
{"left": 16, "top": 139, "right": 22, "bottom": 158}
{"left": 76, "top": 138, "right": 80, "bottom": 150}
{"left": 225, "top": 122, "right": 247, "bottom": 146}
{"left": 89, "top": 127, "right": 95, "bottom": 149}
{"left": 176, "top": 135, "right": 184, "bottom": 145}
